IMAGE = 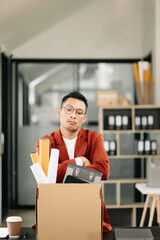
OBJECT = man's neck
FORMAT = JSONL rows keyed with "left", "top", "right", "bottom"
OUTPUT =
{"left": 60, "top": 127, "right": 80, "bottom": 139}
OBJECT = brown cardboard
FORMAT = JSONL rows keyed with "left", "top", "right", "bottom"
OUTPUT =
{"left": 148, "top": 81, "right": 154, "bottom": 104}
{"left": 97, "top": 90, "right": 118, "bottom": 107}
{"left": 135, "top": 82, "right": 144, "bottom": 104}
{"left": 36, "top": 183, "right": 102, "bottom": 240}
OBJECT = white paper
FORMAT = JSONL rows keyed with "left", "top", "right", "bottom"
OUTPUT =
{"left": 138, "top": 61, "right": 149, "bottom": 83}
{"left": 0, "top": 228, "right": 8, "bottom": 238}
{"left": 47, "top": 148, "right": 59, "bottom": 183}
{"left": 143, "top": 61, "right": 149, "bottom": 70}
{"left": 30, "top": 163, "right": 49, "bottom": 183}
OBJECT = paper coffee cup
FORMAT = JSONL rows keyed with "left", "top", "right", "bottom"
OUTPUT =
{"left": 6, "top": 216, "right": 22, "bottom": 238}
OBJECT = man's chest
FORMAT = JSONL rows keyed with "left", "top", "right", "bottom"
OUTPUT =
{"left": 55, "top": 139, "right": 91, "bottom": 162}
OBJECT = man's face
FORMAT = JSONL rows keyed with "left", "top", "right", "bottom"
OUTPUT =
{"left": 57, "top": 98, "right": 87, "bottom": 133}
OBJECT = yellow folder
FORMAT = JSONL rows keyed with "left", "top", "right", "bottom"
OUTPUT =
{"left": 143, "top": 70, "right": 150, "bottom": 82}
{"left": 30, "top": 152, "right": 40, "bottom": 164}
{"left": 132, "top": 63, "right": 140, "bottom": 83}
{"left": 39, "top": 138, "right": 49, "bottom": 176}
{"left": 148, "top": 63, "right": 151, "bottom": 77}
{"left": 150, "top": 77, "right": 154, "bottom": 82}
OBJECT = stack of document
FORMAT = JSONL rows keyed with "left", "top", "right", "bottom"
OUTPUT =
{"left": 30, "top": 140, "right": 59, "bottom": 184}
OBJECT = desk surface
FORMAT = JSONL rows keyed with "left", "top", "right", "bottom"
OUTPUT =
{"left": 136, "top": 183, "right": 160, "bottom": 194}
{"left": 18, "top": 227, "right": 160, "bottom": 240}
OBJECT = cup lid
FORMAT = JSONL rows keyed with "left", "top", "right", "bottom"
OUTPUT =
{"left": 6, "top": 216, "right": 22, "bottom": 222}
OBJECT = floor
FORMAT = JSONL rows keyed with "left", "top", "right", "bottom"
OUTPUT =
{"left": 1, "top": 209, "right": 35, "bottom": 227}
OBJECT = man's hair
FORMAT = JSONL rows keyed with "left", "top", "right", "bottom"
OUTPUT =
{"left": 61, "top": 91, "right": 88, "bottom": 113}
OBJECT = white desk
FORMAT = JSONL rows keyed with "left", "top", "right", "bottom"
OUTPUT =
{"left": 135, "top": 183, "right": 160, "bottom": 227}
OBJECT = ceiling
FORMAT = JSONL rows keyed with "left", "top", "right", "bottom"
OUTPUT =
{"left": 0, "top": 0, "right": 94, "bottom": 52}
{"left": 0, "top": 0, "right": 155, "bottom": 59}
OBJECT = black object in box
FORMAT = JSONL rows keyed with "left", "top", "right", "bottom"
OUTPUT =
{"left": 63, "top": 163, "right": 102, "bottom": 183}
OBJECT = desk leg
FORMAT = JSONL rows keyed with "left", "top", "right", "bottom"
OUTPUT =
{"left": 150, "top": 197, "right": 153, "bottom": 215}
{"left": 148, "top": 195, "right": 156, "bottom": 227}
{"left": 156, "top": 195, "right": 160, "bottom": 225}
{"left": 140, "top": 195, "right": 150, "bottom": 227}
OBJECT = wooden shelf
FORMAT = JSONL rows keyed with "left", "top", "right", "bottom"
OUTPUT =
{"left": 134, "top": 105, "right": 160, "bottom": 109}
{"left": 102, "top": 129, "right": 160, "bottom": 133}
{"left": 133, "top": 129, "right": 160, "bottom": 133}
{"left": 99, "top": 105, "right": 160, "bottom": 109}
{"left": 99, "top": 105, "right": 160, "bottom": 227}
{"left": 108, "top": 155, "right": 160, "bottom": 159}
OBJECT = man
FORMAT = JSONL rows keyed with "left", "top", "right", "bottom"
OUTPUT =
{"left": 36, "top": 91, "right": 112, "bottom": 232}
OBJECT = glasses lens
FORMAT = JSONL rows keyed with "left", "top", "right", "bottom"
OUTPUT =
{"left": 64, "top": 106, "right": 73, "bottom": 114}
{"left": 76, "top": 110, "right": 84, "bottom": 117}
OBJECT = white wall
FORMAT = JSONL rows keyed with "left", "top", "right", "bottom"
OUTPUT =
{"left": 142, "top": 0, "right": 155, "bottom": 57}
{"left": 13, "top": 0, "right": 144, "bottom": 59}
{"left": 0, "top": 0, "right": 94, "bottom": 52}
{"left": 155, "top": 0, "right": 160, "bottom": 104}
{"left": 12, "top": 0, "right": 159, "bottom": 103}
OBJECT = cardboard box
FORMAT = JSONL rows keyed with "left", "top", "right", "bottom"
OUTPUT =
{"left": 97, "top": 90, "right": 118, "bottom": 107}
{"left": 36, "top": 183, "right": 102, "bottom": 240}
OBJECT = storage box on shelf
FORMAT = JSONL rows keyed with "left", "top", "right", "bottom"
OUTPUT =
{"left": 99, "top": 105, "right": 160, "bottom": 227}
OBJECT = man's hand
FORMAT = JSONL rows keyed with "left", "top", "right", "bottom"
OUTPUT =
{"left": 79, "top": 156, "right": 91, "bottom": 167}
